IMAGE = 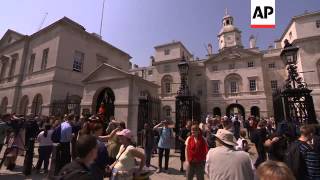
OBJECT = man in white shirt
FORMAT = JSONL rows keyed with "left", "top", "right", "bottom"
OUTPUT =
{"left": 205, "top": 129, "right": 254, "bottom": 180}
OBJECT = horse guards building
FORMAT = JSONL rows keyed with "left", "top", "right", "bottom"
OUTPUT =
{"left": 0, "top": 10, "right": 320, "bottom": 135}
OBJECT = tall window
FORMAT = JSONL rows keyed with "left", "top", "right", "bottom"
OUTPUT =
{"left": 148, "top": 70, "right": 153, "bottom": 75}
{"left": 41, "top": 48, "right": 49, "bottom": 70}
{"left": 212, "top": 80, "right": 219, "bottom": 94}
{"left": 164, "top": 49, "right": 170, "bottom": 55}
{"left": 248, "top": 61, "right": 254, "bottom": 67}
{"left": 230, "top": 81, "right": 237, "bottom": 93}
{"left": 268, "top": 62, "right": 276, "bottom": 69}
{"left": 165, "top": 82, "right": 171, "bottom": 93}
{"left": 249, "top": 79, "right": 257, "bottom": 91}
{"left": 8, "top": 55, "right": 17, "bottom": 82}
{"left": 29, "top": 54, "right": 35, "bottom": 74}
{"left": 229, "top": 63, "right": 235, "bottom": 70}
{"left": 0, "top": 61, "right": 8, "bottom": 83}
{"left": 212, "top": 65, "right": 218, "bottom": 71}
{"left": 73, "top": 51, "right": 84, "bottom": 72}
{"left": 316, "top": 20, "right": 320, "bottom": 28}
{"left": 271, "top": 80, "right": 278, "bottom": 91}
{"left": 163, "top": 64, "right": 171, "bottom": 72}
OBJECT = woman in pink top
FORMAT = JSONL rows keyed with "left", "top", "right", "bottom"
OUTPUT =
{"left": 35, "top": 123, "right": 53, "bottom": 173}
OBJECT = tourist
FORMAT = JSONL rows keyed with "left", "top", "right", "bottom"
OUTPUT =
{"left": 178, "top": 120, "right": 191, "bottom": 172}
{"left": 100, "top": 120, "right": 123, "bottom": 165}
{"left": 4, "top": 116, "right": 25, "bottom": 170}
{"left": 233, "top": 114, "right": 241, "bottom": 140}
{"left": 285, "top": 125, "right": 320, "bottom": 179}
{"left": 250, "top": 120, "right": 268, "bottom": 168}
{"left": 221, "top": 116, "right": 233, "bottom": 133}
{"left": 142, "top": 123, "right": 155, "bottom": 168}
{"left": 205, "top": 129, "right": 254, "bottom": 180}
{"left": 110, "top": 129, "right": 145, "bottom": 180}
{"left": 58, "top": 135, "right": 98, "bottom": 180}
{"left": 185, "top": 123, "right": 208, "bottom": 180}
{"left": 59, "top": 114, "right": 73, "bottom": 169}
{"left": 0, "top": 114, "right": 9, "bottom": 153}
{"left": 205, "top": 118, "right": 220, "bottom": 149}
{"left": 235, "top": 129, "right": 250, "bottom": 152}
{"left": 91, "top": 123, "right": 108, "bottom": 180}
{"left": 154, "top": 120, "right": 173, "bottom": 173}
{"left": 78, "top": 121, "right": 91, "bottom": 139}
{"left": 257, "top": 160, "right": 295, "bottom": 180}
{"left": 71, "top": 115, "right": 82, "bottom": 160}
{"left": 35, "top": 123, "right": 53, "bottom": 174}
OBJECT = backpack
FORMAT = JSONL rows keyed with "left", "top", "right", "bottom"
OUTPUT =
{"left": 51, "top": 125, "right": 61, "bottom": 143}
{"left": 284, "top": 141, "right": 306, "bottom": 179}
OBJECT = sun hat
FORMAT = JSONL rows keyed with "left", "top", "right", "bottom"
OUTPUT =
{"left": 214, "top": 129, "right": 238, "bottom": 146}
{"left": 116, "top": 129, "right": 133, "bottom": 140}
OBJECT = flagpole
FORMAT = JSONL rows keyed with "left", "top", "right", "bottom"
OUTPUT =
{"left": 99, "top": 0, "right": 106, "bottom": 36}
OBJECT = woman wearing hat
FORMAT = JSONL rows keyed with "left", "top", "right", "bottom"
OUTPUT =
{"left": 109, "top": 129, "right": 145, "bottom": 180}
{"left": 205, "top": 129, "right": 254, "bottom": 180}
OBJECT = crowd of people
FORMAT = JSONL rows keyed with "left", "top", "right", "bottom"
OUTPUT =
{"left": 0, "top": 112, "right": 319, "bottom": 180}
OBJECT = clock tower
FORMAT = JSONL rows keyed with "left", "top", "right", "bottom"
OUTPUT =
{"left": 218, "top": 9, "right": 243, "bottom": 50}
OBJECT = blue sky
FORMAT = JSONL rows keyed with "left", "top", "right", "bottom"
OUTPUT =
{"left": 1, "top": 0, "right": 319, "bottom": 66}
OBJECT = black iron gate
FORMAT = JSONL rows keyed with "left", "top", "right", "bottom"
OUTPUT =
{"left": 137, "top": 96, "right": 161, "bottom": 146}
{"left": 175, "top": 95, "right": 201, "bottom": 149}
{"left": 273, "top": 88, "right": 317, "bottom": 125}
{"left": 50, "top": 95, "right": 81, "bottom": 117}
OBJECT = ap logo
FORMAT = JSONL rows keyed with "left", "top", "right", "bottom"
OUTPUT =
{"left": 251, "top": 0, "right": 275, "bottom": 28}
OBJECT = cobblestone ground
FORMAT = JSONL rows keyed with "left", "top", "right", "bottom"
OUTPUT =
{"left": 0, "top": 142, "right": 257, "bottom": 180}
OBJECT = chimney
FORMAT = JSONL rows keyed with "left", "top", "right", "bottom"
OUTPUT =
{"left": 91, "top": 33, "right": 102, "bottom": 39}
{"left": 150, "top": 56, "right": 155, "bottom": 66}
{"left": 208, "top": 43, "right": 213, "bottom": 55}
{"left": 249, "top": 35, "right": 256, "bottom": 48}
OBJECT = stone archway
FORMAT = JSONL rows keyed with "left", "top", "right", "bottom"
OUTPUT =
{"left": 19, "top": 95, "right": 29, "bottom": 116}
{"left": 251, "top": 106, "right": 260, "bottom": 118}
{"left": 31, "top": 94, "right": 43, "bottom": 116}
{"left": 213, "top": 107, "right": 222, "bottom": 117}
{"left": 226, "top": 103, "right": 245, "bottom": 119}
{"left": 93, "top": 87, "right": 115, "bottom": 122}
{"left": 0, "top": 97, "right": 8, "bottom": 115}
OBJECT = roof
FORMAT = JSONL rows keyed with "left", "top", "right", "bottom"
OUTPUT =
{"left": 154, "top": 41, "right": 192, "bottom": 56}
{"left": 0, "top": 29, "right": 25, "bottom": 47}
{"left": 83, "top": 63, "right": 159, "bottom": 88}
{"left": 279, "top": 10, "right": 320, "bottom": 41}
{"left": 1, "top": 17, "right": 131, "bottom": 58}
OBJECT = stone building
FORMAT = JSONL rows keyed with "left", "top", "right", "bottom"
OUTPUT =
{"left": 131, "top": 10, "right": 320, "bottom": 121}
{"left": 0, "top": 17, "right": 158, "bottom": 135}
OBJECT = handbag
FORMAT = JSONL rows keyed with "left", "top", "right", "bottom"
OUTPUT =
{"left": 106, "top": 146, "right": 128, "bottom": 177}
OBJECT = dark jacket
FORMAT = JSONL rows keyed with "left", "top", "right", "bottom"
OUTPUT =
{"left": 58, "top": 159, "right": 94, "bottom": 180}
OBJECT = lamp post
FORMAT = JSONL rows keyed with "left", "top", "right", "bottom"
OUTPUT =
{"left": 280, "top": 39, "right": 304, "bottom": 89}
{"left": 177, "top": 55, "right": 190, "bottom": 96}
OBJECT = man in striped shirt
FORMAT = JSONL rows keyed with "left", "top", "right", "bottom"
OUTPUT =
{"left": 296, "top": 125, "right": 320, "bottom": 179}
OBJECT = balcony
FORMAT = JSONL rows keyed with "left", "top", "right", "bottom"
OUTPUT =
{"left": 212, "top": 91, "right": 265, "bottom": 98}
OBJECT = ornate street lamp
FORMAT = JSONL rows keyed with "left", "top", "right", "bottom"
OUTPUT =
{"left": 177, "top": 55, "right": 190, "bottom": 96}
{"left": 280, "top": 39, "right": 299, "bottom": 65}
{"left": 280, "top": 40, "right": 304, "bottom": 89}
{"left": 273, "top": 39, "right": 317, "bottom": 125}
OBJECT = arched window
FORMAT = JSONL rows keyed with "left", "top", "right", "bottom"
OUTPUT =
{"left": 19, "top": 95, "right": 29, "bottom": 116}
{"left": 0, "top": 97, "right": 8, "bottom": 115}
{"left": 224, "top": 73, "right": 242, "bottom": 96}
{"left": 161, "top": 75, "right": 173, "bottom": 96}
{"left": 31, "top": 94, "right": 43, "bottom": 116}
{"left": 163, "top": 106, "right": 172, "bottom": 120}
{"left": 251, "top": 106, "right": 260, "bottom": 118}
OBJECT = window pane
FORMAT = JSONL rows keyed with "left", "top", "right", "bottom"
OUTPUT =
{"left": 73, "top": 51, "right": 84, "bottom": 72}
{"left": 230, "top": 81, "right": 237, "bottom": 93}
{"left": 268, "top": 63, "right": 275, "bottom": 68}
{"left": 271, "top": 80, "right": 278, "bottom": 91}
{"left": 29, "top": 54, "right": 35, "bottom": 74}
{"left": 165, "top": 82, "right": 171, "bottom": 93}
{"left": 41, "top": 48, "right": 49, "bottom": 70}
{"left": 249, "top": 80, "right": 256, "bottom": 91}
{"left": 248, "top": 61, "right": 254, "bottom": 67}
{"left": 212, "top": 81, "right": 219, "bottom": 94}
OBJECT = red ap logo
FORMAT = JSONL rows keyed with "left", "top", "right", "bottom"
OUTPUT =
{"left": 251, "top": 0, "right": 275, "bottom": 28}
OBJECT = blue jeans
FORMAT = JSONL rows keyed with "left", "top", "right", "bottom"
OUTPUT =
{"left": 36, "top": 145, "right": 53, "bottom": 170}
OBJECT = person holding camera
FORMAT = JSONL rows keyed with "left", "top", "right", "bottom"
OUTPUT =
{"left": 153, "top": 119, "right": 173, "bottom": 173}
